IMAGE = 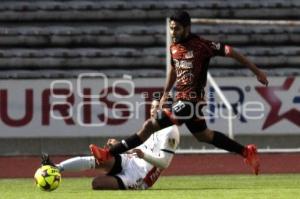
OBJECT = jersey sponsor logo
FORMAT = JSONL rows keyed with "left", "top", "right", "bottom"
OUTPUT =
{"left": 167, "top": 138, "right": 176, "bottom": 149}
{"left": 177, "top": 72, "right": 194, "bottom": 86}
{"left": 185, "top": 51, "right": 194, "bottom": 59}
{"left": 171, "top": 48, "right": 177, "bottom": 54}
{"left": 143, "top": 167, "right": 162, "bottom": 187}
{"left": 173, "top": 59, "right": 194, "bottom": 86}
{"left": 173, "top": 59, "right": 193, "bottom": 69}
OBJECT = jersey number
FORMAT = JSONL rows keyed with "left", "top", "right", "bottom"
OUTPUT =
{"left": 173, "top": 101, "right": 186, "bottom": 113}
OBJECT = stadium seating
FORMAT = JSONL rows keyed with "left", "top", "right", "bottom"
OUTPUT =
{"left": 0, "top": 0, "right": 299, "bottom": 78}
{"left": 0, "top": 1, "right": 299, "bottom": 20}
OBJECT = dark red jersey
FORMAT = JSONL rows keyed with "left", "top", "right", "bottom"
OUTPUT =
{"left": 170, "top": 34, "right": 227, "bottom": 102}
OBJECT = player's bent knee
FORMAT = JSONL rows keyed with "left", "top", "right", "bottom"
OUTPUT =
{"left": 193, "top": 128, "right": 214, "bottom": 142}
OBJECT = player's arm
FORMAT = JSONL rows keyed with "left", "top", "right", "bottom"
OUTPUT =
{"left": 225, "top": 45, "right": 269, "bottom": 86}
{"left": 160, "top": 64, "right": 176, "bottom": 108}
{"left": 105, "top": 138, "right": 119, "bottom": 148}
{"left": 131, "top": 130, "right": 179, "bottom": 169}
{"left": 106, "top": 138, "right": 136, "bottom": 154}
{"left": 131, "top": 148, "right": 174, "bottom": 169}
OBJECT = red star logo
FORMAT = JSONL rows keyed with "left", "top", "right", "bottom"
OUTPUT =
{"left": 255, "top": 77, "right": 300, "bottom": 130}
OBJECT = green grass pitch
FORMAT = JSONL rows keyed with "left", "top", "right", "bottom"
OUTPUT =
{"left": 1, "top": 174, "right": 300, "bottom": 199}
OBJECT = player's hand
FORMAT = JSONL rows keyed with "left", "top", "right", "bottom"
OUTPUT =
{"left": 131, "top": 149, "right": 144, "bottom": 158}
{"left": 105, "top": 138, "right": 119, "bottom": 148}
{"left": 256, "top": 71, "right": 269, "bottom": 86}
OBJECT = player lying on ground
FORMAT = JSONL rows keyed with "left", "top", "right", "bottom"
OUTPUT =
{"left": 41, "top": 99, "right": 180, "bottom": 190}
{"left": 89, "top": 11, "right": 269, "bottom": 175}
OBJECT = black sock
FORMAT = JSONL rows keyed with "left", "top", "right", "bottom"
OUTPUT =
{"left": 210, "top": 131, "right": 245, "bottom": 156}
{"left": 109, "top": 134, "right": 143, "bottom": 156}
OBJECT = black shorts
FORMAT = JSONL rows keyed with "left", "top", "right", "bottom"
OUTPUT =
{"left": 156, "top": 100, "right": 207, "bottom": 134}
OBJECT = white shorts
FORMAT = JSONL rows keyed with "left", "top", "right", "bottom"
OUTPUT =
{"left": 115, "top": 154, "right": 150, "bottom": 190}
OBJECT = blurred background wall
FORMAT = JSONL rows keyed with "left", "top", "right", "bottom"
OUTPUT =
{"left": 0, "top": 0, "right": 299, "bottom": 156}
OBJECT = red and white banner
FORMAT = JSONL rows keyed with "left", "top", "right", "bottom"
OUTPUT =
{"left": 206, "top": 76, "right": 300, "bottom": 135}
{"left": 0, "top": 75, "right": 299, "bottom": 137}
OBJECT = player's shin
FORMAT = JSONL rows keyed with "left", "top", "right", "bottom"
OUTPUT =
{"left": 109, "top": 134, "right": 143, "bottom": 155}
{"left": 109, "top": 119, "right": 159, "bottom": 155}
{"left": 210, "top": 131, "right": 245, "bottom": 156}
{"left": 57, "top": 156, "right": 96, "bottom": 172}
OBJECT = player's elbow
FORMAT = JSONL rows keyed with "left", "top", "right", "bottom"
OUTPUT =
{"left": 143, "top": 152, "right": 173, "bottom": 169}
{"left": 156, "top": 158, "right": 171, "bottom": 169}
{"left": 157, "top": 162, "right": 169, "bottom": 169}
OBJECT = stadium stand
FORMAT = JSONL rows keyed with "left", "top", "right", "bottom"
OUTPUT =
{"left": 0, "top": 0, "right": 299, "bottom": 78}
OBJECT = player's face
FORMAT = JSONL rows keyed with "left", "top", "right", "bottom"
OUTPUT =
{"left": 169, "top": 20, "right": 189, "bottom": 43}
{"left": 150, "top": 100, "right": 160, "bottom": 118}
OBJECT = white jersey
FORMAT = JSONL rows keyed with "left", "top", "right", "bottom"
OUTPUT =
{"left": 117, "top": 125, "right": 180, "bottom": 189}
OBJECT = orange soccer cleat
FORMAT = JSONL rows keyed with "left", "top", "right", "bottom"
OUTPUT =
{"left": 89, "top": 144, "right": 111, "bottom": 164}
{"left": 244, "top": 144, "right": 260, "bottom": 175}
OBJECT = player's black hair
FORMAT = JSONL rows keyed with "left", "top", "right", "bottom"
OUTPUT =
{"left": 170, "top": 10, "right": 191, "bottom": 27}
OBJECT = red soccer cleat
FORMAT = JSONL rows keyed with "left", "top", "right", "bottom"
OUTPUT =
{"left": 89, "top": 144, "right": 111, "bottom": 164}
{"left": 244, "top": 144, "right": 260, "bottom": 175}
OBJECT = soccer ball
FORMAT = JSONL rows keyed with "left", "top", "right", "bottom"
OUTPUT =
{"left": 34, "top": 165, "right": 61, "bottom": 191}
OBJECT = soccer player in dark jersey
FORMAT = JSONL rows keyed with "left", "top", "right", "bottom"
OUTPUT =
{"left": 90, "top": 11, "right": 269, "bottom": 175}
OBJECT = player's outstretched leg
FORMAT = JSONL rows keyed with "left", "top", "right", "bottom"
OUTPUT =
{"left": 41, "top": 153, "right": 56, "bottom": 167}
{"left": 89, "top": 144, "right": 111, "bottom": 164}
{"left": 244, "top": 144, "right": 260, "bottom": 175}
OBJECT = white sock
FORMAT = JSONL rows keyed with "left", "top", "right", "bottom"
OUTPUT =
{"left": 56, "top": 156, "right": 96, "bottom": 172}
